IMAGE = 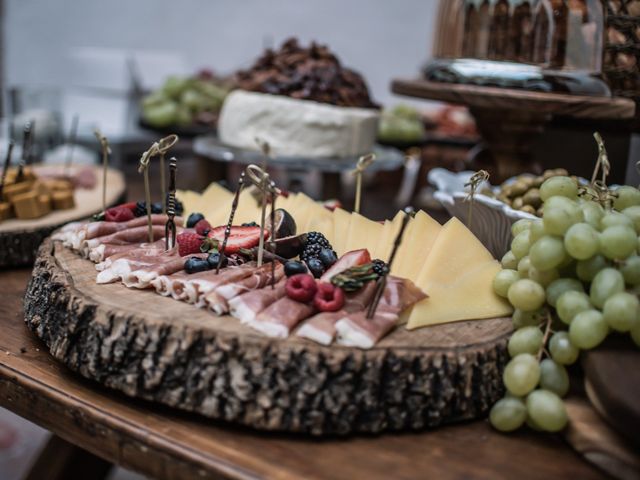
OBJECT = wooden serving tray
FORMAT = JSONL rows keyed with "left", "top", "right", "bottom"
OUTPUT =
{"left": 0, "top": 165, "right": 125, "bottom": 267}
{"left": 23, "top": 238, "right": 513, "bottom": 435}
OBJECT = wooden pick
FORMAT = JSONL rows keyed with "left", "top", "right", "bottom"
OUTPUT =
{"left": 246, "top": 164, "right": 272, "bottom": 268}
{"left": 64, "top": 114, "right": 79, "bottom": 177}
{"left": 366, "top": 207, "right": 414, "bottom": 319}
{"left": 592, "top": 132, "right": 611, "bottom": 186}
{"left": 165, "top": 157, "right": 178, "bottom": 250}
{"left": 217, "top": 171, "right": 246, "bottom": 274}
{"left": 138, "top": 147, "right": 155, "bottom": 243}
{"left": 17, "top": 121, "right": 33, "bottom": 181}
{"left": 464, "top": 170, "right": 490, "bottom": 229}
{"left": 93, "top": 129, "right": 112, "bottom": 214}
{"left": 0, "top": 141, "right": 15, "bottom": 202}
{"left": 352, "top": 153, "right": 375, "bottom": 214}
{"left": 269, "top": 186, "right": 277, "bottom": 289}
{"left": 156, "top": 134, "right": 178, "bottom": 214}
{"left": 255, "top": 137, "right": 271, "bottom": 170}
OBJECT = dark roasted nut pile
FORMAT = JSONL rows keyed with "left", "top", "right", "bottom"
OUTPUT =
{"left": 235, "top": 37, "right": 378, "bottom": 109}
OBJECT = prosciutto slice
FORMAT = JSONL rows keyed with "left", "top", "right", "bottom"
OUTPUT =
{"left": 84, "top": 215, "right": 182, "bottom": 240}
{"left": 250, "top": 297, "right": 316, "bottom": 339}
{"left": 83, "top": 225, "right": 168, "bottom": 252}
{"left": 151, "top": 270, "right": 189, "bottom": 297}
{"left": 95, "top": 241, "right": 166, "bottom": 272}
{"left": 161, "top": 264, "right": 255, "bottom": 304}
{"left": 204, "top": 263, "right": 284, "bottom": 315}
{"left": 96, "top": 247, "right": 180, "bottom": 284}
{"left": 296, "top": 281, "right": 378, "bottom": 345}
{"left": 121, "top": 253, "right": 204, "bottom": 289}
{"left": 228, "top": 279, "right": 286, "bottom": 325}
{"left": 90, "top": 239, "right": 166, "bottom": 264}
{"left": 335, "top": 277, "right": 427, "bottom": 349}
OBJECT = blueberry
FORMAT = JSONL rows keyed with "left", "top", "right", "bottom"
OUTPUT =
{"left": 187, "top": 212, "right": 205, "bottom": 228}
{"left": 207, "top": 251, "right": 227, "bottom": 269}
{"left": 318, "top": 248, "right": 337, "bottom": 267}
{"left": 284, "top": 260, "right": 308, "bottom": 277}
{"left": 242, "top": 221, "right": 259, "bottom": 227}
{"left": 184, "top": 257, "right": 210, "bottom": 274}
{"left": 151, "top": 202, "right": 164, "bottom": 214}
{"left": 306, "top": 258, "right": 325, "bottom": 278}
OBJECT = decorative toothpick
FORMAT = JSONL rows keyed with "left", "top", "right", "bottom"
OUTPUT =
{"left": 245, "top": 164, "right": 273, "bottom": 268}
{"left": 269, "top": 185, "right": 277, "bottom": 289}
{"left": 64, "top": 114, "right": 79, "bottom": 177}
{"left": 17, "top": 122, "right": 33, "bottom": 182}
{"left": 94, "top": 129, "right": 112, "bottom": 214}
{"left": 217, "top": 171, "right": 246, "bottom": 274}
{"left": 366, "top": 207, "right": 415, "bottom": 319}
{"left": 255, "top": 137, "right": 271, "bottom": 171}
{"left": 156, "top": 134, "right": 178, "bottom": 214}
{"left": 0, "top": 141, "right": 14, "bottom": 202}
{"left": 352, "top": 153, "right": 375, "bottom": 214}
{"left": 592, "top": 132, "right": 610, "bottom": 186}
{"left": 165, "top": 157, "right": 178, "bottom": 250}
{"left": 582, "top": 132, "right": 616, "bottom": 209}
{"left": 464, "top": 170, "right": 490, "bottom": 229}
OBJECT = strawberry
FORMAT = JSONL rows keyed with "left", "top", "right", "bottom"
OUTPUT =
{"left": 194, "top": 219, "right": 212, "bottom": 236}
{"left": 320, "top": 249, "right": 372, "bottom": 282}
{"left": 177, "top": 232, "right": 204, "bottom": 256}
{"left": 323, "top": 199, "right": 342, "bottom": 212}
{"left": 105, "top": 205, "right": 135, "bottom": 222}
{"left": 313, "top": 282, "right": 345, "bottom": 312}
{"left": 207, "top": 225, "right": 269, "bottom": 254}
{"left": 285, "top": 274, "right": 317, "bottom": 303}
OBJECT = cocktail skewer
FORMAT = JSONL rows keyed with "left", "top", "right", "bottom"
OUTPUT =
{"left": 352, "top": 153, "right": 375, "bottom": 214}
{"left": 93, "top": 129, "right": 111, "bottom": 215}
{"left": 165, "top": 157, "right": 178, "bottom": 250}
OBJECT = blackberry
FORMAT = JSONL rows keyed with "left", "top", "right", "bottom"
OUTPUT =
{"left": 301, "top": 243, "right": 322, "bottom": 262}
{"left": 306, "top": 232, "right": 331, "bottom": 249}
{"left": 372, "top": 259, "right": 389, "bottom": 277}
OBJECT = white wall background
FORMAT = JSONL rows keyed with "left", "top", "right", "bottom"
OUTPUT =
{"left": 5, "top": 0, "right": 439, "bottom": 106}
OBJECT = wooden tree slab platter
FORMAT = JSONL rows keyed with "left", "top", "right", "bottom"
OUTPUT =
{"left": 0, "top": 165, "right": 125, "bottom": 267}
{"left": 23, "top": 238, "right": 513, "bottom": 436}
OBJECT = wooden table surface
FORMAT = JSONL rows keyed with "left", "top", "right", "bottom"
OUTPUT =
{"left": 0, "top": 266, "right": 605, "bottom": 480}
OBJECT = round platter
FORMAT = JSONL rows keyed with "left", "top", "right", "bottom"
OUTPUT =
{"left": 24, "top": 238, "right": 512, "bottom": 436}
{"left": 0, "top": 165, "right": 126, "bottom": 267}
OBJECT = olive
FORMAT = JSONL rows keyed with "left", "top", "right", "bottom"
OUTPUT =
{"left": 510, "top": 182, "right": 528, "bottom": 197}
{"left": 512, "top": 196, "right": 524, "bottom": 209}
{"left": 520, "top": 205, "right": 536, "bottom": 215}
{"left": 523, "top": 188, "right": 542, "bottom": 208}
{"left": 187, "top": 212, "right": 205, "bottom": 228}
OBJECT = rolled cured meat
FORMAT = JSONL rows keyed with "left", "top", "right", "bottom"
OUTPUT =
{"left": 121, "top": 253, "right": 204, "bottom": 289}
{"left": 250, "top": 296, "right": 316, "bottom": 338}
{"left": 84, "top": 215, "right": 183, "bottom": 240}
{"left": 164, "top": 264, "right": 255, "bottom": 304}
{"left": 228, "top": 279, "right": 286, "bottom": 324}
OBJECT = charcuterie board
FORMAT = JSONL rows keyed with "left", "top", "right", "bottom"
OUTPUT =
{"left": 24, "top": 238, "right": 512, "bottom": 435}
{"left": 0, "top": 165, "right": 125, "bottom": 267}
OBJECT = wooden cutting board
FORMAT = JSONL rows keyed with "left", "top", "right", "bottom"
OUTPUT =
{"left": 23, "top": 238, "right": 513, "bottom": 436}
{"left": 0, "top": 165, "right": 125, "bottom": 267}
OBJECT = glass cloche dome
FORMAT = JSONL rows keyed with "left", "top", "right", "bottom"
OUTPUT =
{"left": 426, "top": 0, "right": 610, "bottom": 96}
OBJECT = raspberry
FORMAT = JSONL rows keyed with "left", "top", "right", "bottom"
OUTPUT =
{"left": 313, "top": 282, "right": 345, "bottom": 312}
{"left": 177, "top": 232, "right": 204, "bottom": 256}
{"left": 194, "top": 219, "right": 212, "bottom": 235}
{"left": 105, "top": 206, "right": 135, "bottom": 222}
{"left": 285, "top": 274, "right": 317, "bottom": 303}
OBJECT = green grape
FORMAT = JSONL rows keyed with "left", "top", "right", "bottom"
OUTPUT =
{"left": 528, "top": 267, "right": 559, "bottom": 287}
{"left": 508, "top": 279, "right": 546, "bottom": 312}
{"left": 556, "top": 290, "right": 591, "bottom": 324}
{"left": 526, "top": 389, "right": 568, "bottom": 432}
{"left": 543, "top": 198, "right": 583, "bottom": 236}
{"left": 508, "top": 326, "right": 544, "bottom": 356}
{"left": 601, "top": 211, "right": 634, "bottom": 231}
{"left": 599, "top": 225, "right": 637, "bottom": 260}
{"left": 493, "top": 269, "right": 520, "bottom": 298}
{"left": 162, "top": 75, "right": 189, "bottom": 98}
{"left": 529, "top": 219, "right": 546, "bottom": 244}
{"left": 512, "top": 309, "right": 544, "bottom": 329}
{"left": 576, "top": 255, "right": 609, "bottom": 282}
{"left": 489, "top": 396, "right": 527, "bottom": 432}
{"left": 546, "top": 278, "right": 584, "bottom": 308}
{"left": 539, "top": 359, "right": 570, "bottom": 397}
{"left": 529, "top": 236, "right": 566, "bottom": 271}
{"left": 603, "top": 292, "right": 639, "bottom": 332}
{"left": 569, "top": 309, "right": 608, "bottom": 349}
{"left": 620, "top": 255, "right": 640, "bottom": 286}
{"left": 622, "top": 205, "right": 640, "bottom": 234}
{"left": 590, "top": 268, "right": 625, "bottom": 309}
{"left": 564, "top": 223, "right": 599, "bottom": 260}
{"left": 631, "top": 320, "right": 640, "bottom": 347}
{"left": 511, "top": 230, "right": 532, "bottom": 260}
{"left": 501, "top": 251, "right": 518, "bottom": 270}
{"left": 581, "top": 201, "right": 605, "bottom": 230}
{"left": 503, "top": 353, "right": 541, "bottom": 396}
{"left": 540, "top": 177, "right": 578, "bottom": 201}
{"left": 142, "top": 101, "right": 179, "bottom": 128}
{"left": 549, "top": 331, "right": 580, "bottom": 365}
{"left": 517, "top": 256, "right": 531, "bottom": 277}
{"left": 511, "top": 219, "right": 532, "bottom": 237}
{"left": 613, "top": 185, "right": 640, "bottom": 211}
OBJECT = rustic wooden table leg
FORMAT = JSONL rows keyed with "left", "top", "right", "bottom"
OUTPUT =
{"left": 23, "top": 435, "right": 113, "bottom": 480}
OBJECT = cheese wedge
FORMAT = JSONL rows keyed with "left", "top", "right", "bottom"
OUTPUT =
{"left": 405, "top": 261, "right": 513, "bottom": 329}
{"left": 202, "top": 182, "right": 233, "bottom": 204}
{"left": 373, "top": 211, "right": 406, "bottom": 261}
{"left": 233, "top": 189, "right": 261, "bottom": 225}
{"left": 391, "top": 210, "right": 441, "bottom": 282}
{"left": 306, "top": 206, "right": 334, "bottom": 239}
{"left": 332, "top": 208, "right": 352, "bottom": 256}
{"left": 345, "top": 212, "right": 384, "bottom": 253}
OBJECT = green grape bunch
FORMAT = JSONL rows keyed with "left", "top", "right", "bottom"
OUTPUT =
{"left": 490, "top": 171, "right": 640, "bottom": 434}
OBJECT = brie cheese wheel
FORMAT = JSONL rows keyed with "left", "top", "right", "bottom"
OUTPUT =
{"left": 218, "top": 90, "right": 380, "bottom": 158}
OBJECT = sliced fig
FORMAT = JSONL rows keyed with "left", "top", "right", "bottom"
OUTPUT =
{"left": 273, "top": 233, "right": 307, "bottom": 259}
{"left": 267, "top": 208, "right": 297, "bottom": 239}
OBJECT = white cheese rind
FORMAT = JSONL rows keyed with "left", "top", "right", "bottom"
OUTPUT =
{"left": 219, "top": 90, "right": 380, "bottom": 158}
